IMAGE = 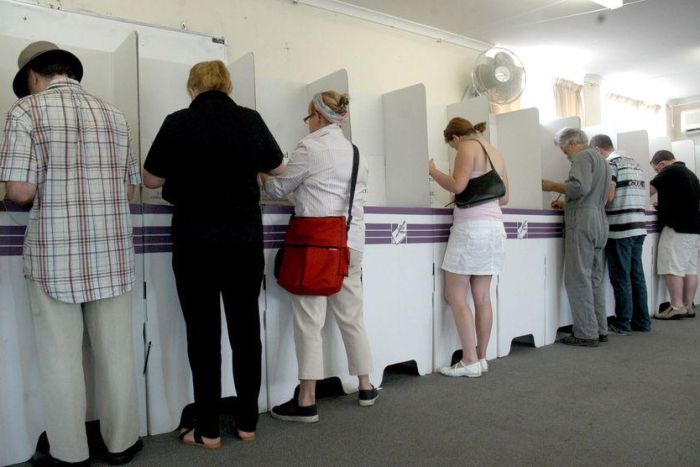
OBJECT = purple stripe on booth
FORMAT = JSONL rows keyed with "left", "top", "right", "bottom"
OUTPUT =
{"left": 138, "top": 226, "right": 172, "bottom": 235}
{"left": 142, "top": 204, "right": 174, "bottom": 214}
{"left": 407, "top": 223, "right": 453, "bottom": 230}
{"left": 366, "top": 238, "right": 393, "bottom": 245}
{"left": 365, "top": 206, "right": 449, "bottom": 215}
{"left": 139, "top": 235, "right": 172, "bottom": 245}
{"left": 0, "top": 236, "right": 25, "bottom": 245}
{"left": 0, "top": 225, "right": 26, "bottom": 235}
{"left": 141, "top": 244, "right": 173, "bottom": 253}
{"left": 263, "top": 225, "right": 289, "bottom": 232}
{"left": 262, "top": 205, "right": 294, "bottom": 214}
{"left": 0, "top": 246, "right": 23, "bottom": 256}
{"left": 366, "top": 223, "right": 393, "bottom": 230}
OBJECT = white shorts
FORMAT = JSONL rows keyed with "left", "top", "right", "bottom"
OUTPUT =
{"left": 442, "top": 220, "right": 506, "bottom": 276}
{"left": 657, "top": 226, "right": 700, "bottom": 276}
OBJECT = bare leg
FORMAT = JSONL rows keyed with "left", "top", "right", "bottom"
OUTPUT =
{"left": 444, "top": 271, "right": 478, "bottom": 364}
{"left": 683, "top": 275, "right": 698, "bottom": 309}
{"left": 358, "top": 374, "right": 372, "bottom": 390}
{"left": 470, "top": 275, "right": 493, "bottom": 360}
{"left": 298, "top": 379, "right": 316, "bottom": 407}
{"left": 664, "top": 274, "right": 685, "bottom": 307}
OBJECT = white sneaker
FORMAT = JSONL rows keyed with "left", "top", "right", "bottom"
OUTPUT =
{"left": 480, "top": 358, "right": 489, "bottom": 373}
{"left": 440, "top": 360, "right": 482, "bottom": 378}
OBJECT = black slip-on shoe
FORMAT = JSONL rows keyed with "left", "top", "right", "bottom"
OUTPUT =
{"left": 558, "top": 335, "right": 599, "bottom": 347}
{"left": 358, "top": 386, "right": 379, "bottom": 407}
{"left": 98, "top": 439, "right": 143, "bottom": 465}
{"left": 608, "top": 324, "right": 631, "bottom": 336}
{"left": 271, "top": 395, "right": 319, "bottom": 423}
{"left": 598, "top": 334, "right": 609, "bottom": 343}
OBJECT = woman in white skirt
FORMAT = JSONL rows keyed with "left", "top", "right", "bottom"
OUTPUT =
{"left": 429, "top": 117, "right": 509, "bottom": 378}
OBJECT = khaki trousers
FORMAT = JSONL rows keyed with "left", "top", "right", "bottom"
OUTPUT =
{"left": 290, "top": 250, "right": 373, "bottom": 380}
{"left": 27, "top": 280, "right": 139, "bottom": 463}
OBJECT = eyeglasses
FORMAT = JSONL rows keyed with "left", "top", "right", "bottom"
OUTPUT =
{"left": 303, "top": 112, "right": 316, "bottom": 123}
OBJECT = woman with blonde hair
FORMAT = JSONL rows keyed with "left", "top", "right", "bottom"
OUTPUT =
{"left": 262, "top": 91, "right": 378, "bottom": 423}
{"left": 143, "top": 60, "right": 285, "bottom": 447}
{"left": 429, "top": 117, "right": 509, "bottom": 378}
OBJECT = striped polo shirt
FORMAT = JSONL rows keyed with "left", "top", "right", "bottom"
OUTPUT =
{"left": 606, "top": 152, "right": 647, "bottom": 239}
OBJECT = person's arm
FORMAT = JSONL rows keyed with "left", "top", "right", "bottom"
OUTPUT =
{"left": 142, "top": 169, "right": 165, "bottom": 189}
{"left": 498, "top": 166, "right": 510, "bottom": 206}
{"left": 564, "top": 154, "right": 593, "bottom": 200}
{"left": 429, "top": 142, "right": 474, "bottom": 194}
{"left": 0, "top": 105, "right": 40, "bottom": 205}
{"left": 606, "top": 184, "right": 616, "bottom": 208}
{"left": 254, "top": 111, "right": 286, "bottom": 176}
{"left": 541, "top": 180, "right": 566, "bottom": 194}
{"left": 263, "top": 142, "right": 310, "bottom": 199}
{"left": 142, "top": 114, "right": 177, "bottom": 189}
{"left": 6, "top": 181, "right": 37, "bottom": 204}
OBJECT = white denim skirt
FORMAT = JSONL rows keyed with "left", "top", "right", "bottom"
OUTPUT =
{"left": 442, "top": 220, "right": 506, "bottom": 276}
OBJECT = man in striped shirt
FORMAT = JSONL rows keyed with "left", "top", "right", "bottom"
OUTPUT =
{"left": 0, "top": 42, "right": 141, "bottom": 464}
{"left": 591, "top": 134, "right": 651, "bottom": 334}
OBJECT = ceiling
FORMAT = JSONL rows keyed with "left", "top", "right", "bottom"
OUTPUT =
{"left": 340, "top": 0, "right": 700, "bottom": 103}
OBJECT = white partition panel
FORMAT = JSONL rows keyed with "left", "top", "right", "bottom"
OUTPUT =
{"left": 541, "top": 117, "right": 581, "bottom": 209}
{"left": 649, "top": 136, "right": 671, "bottom": 158}
{"left": 383, "top": 84, "right": 430, "bottom": 207}
{"left": 584, "top": 125, "right": 618, "bottom": 149}
{"left": 618, "top": 130, "right": 651, "bottom": 197}
{"left": 672, "top": 139, "right": 696, "bottom": 173}
{"left": 445, "top": 96, "right": 491, "bottom": 168}
{"left": 0, "top": 210, "right": 42, "bottom": 467}
{"left": 114, "top": 32, "right": 140, "bottom": 163}
{"left": 229, "top": 52, "right": 256, "bottom": 110}
{"left": 307, "top": 69, "right": 352, "bottom": 141}
{"left": 352, "top": 93, "right": 386, "bottom": 205}
{"left": 493, "top": 108, "right": 542, "bottom": 209}
{"left": 498, "top": 210, "right": 548, "bottom": 356}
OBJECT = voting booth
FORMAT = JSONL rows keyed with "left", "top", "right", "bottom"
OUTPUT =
{"left": 0, "top": 2, "right": 687, "bottom": 466}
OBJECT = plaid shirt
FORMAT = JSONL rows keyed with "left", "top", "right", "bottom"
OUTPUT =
{"left": 0, "top": 78, "right": 140, "bottom": 304}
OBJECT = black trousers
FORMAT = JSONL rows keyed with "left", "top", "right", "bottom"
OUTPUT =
{"left": 172, "top": 239, "right": 264, "bottom": 437}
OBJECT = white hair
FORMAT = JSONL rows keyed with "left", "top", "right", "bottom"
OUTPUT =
{"left": 554, "top": 128, "right": 588, "bottom": 148}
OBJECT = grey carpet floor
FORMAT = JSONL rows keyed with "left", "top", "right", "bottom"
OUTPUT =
{"left": 19, "top": 317, "right": 700, "bottom": 466}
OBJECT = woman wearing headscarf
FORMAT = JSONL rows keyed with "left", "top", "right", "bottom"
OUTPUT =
{"left": 262, "top": 91, "right": 378, "bottom": 423}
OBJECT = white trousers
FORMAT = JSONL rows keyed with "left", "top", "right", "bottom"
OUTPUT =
{"left": 290, "top": 250, "right": 373, "bottom": 380}
{"left": 27, "top": 280, "right": 139, "bottom": 463}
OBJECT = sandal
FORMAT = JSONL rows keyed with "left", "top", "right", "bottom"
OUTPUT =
{"left": 178, "top": 427, "right": 222, "bottom": 449}
{"left": 234, "top": 428, "right": 256, "bottom": 442}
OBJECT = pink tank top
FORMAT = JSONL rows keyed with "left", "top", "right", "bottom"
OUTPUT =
{"left": 452, "top": 170, "right": 503, "bottom": 224}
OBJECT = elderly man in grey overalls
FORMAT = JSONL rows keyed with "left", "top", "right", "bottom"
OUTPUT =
{"left": 542, "top": 128, "right": 612, "bottom": 347}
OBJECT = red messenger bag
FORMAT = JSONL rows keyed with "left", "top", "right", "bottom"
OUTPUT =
{"left": 274, "top": 145, "right": 360, "bottom": 296}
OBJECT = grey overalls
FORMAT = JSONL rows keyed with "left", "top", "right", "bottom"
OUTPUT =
{"left": 564, "top": 147, "right": 613, "bottom": 340}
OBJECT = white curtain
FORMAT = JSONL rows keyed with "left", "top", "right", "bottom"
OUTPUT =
{"left": 553, "top": 78, "right": 583, "bottom": 120}
{"left": 602, "top": 93, "right": 666, "bottom": 137}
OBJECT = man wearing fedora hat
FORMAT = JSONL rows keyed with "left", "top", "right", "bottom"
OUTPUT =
{"left": 0, "top": 41, "right": 142, "bottom": 465}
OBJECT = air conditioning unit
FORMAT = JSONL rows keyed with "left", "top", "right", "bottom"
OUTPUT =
{"left": 680, "top": 109, "right": 700, "bottom": 134}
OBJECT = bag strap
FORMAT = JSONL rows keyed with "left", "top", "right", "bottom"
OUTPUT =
{"left": 347, "top": 144, "right": 360, "bottom": 231}
{"left": 473, "top": 139, "right": 496, "bottom": 171}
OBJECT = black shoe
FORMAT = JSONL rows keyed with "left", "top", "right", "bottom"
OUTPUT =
{"left": 630, "top": 324, "right": 651, "bottom": 332}
{"left": 271, "top": 388, "right": 319, "bottom": 423}
{"left": 31, "top": 456, "right": 90, "bottom": 466}
{"left": 598, "top": 334, "right": 609, "bottom": 343}
{"left": 558, "top": 335, "right": 599, "bottom": 347}
{"left": 608, "top": 324, "right": 630, "bottom": 336}
{"left": 358, "top": 386, "right": 379, "bottom": 407}
{"left": 97, "top": 440, "right": 143, "bottom": 465}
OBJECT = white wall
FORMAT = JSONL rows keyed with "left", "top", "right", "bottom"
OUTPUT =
{"left": 51, "top": 0, "right": 477, "bottom": 112}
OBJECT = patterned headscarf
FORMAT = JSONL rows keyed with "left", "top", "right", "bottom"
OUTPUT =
{"left": 312, "top": 93, "right": 349, "bottom": 124}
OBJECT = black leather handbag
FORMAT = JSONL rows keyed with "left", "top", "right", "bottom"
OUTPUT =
{"left": 454, "top": 140, "right": 506, "bottom": 209}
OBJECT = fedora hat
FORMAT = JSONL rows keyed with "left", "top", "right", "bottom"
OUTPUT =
{"left": 13, "top": 41, "right": 83, "bottom": 98}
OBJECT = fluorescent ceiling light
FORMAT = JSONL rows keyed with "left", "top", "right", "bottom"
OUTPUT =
{"left": 592, "top": 0, "right": 623, "bottom": 9}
